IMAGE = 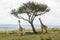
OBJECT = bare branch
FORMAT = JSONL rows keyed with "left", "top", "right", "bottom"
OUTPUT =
{"left": 26, "top": 13, "right": 31, "bottom": 22}
{"left": 31, "top": 14, "right": 34, "bottom": 21}
{"left": 33, "top": 16, "right": 36, "bottom": 21}
{"left": 19, "top": 16, "right": 29, "bottom": 22}
{"left": 31, "top": 12, "right": 36, "bottom": 21}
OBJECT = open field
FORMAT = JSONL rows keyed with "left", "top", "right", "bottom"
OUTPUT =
{"left": 0, "top": 28, "right": 60, "bottom": 40}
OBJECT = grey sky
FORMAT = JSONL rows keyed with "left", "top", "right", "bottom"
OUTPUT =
{"left": 0, "top": 0, "right": 60, "bottom": 25}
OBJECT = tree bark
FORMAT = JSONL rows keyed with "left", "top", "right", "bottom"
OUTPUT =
{"left": 30, "top": 22, "right": 37, "bottom": 34}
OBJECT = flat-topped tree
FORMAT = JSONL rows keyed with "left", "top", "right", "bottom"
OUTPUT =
{"left": 11, "top": 1, "right": 50, "bottom": 34}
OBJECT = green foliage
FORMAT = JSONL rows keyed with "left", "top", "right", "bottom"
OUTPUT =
{"left": 11, "top": 1, "right": 50, "bottom": 18}
{"left": 11, "top": 9, "right": 19, "bottom": 18}
{"left": 18, "top": 1, "right": 50, "bottom": 15}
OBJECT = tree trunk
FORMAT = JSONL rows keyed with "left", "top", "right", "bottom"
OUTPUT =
{"left": 30, "top": 22, "right": 37, "bottom": 34}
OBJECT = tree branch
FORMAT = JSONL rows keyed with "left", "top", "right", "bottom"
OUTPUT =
{"left": 32, "top": 14, "right": 36, "bottom": 22}
{"left": 37, "top": 11, "right": 46, "bottom": 16}
{"left": 31, "top": 14, "right": 34, "bottom": 22}
{"left": 19, "top": 16, "right": 29, "bottom": 22}
{"left": 26, "top": 13, "right": 31, "bottom": 22}
{"left": 30, "top": 12, "right": 35, "bottom": 22}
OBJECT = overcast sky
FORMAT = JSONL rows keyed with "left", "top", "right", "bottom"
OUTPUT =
{"left": 0, "top": 0, "right": 60, "bottom": 25}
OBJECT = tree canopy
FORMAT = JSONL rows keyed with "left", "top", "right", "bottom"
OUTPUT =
{"left": 18, "top": 2, "right": 50, "bottom": 15}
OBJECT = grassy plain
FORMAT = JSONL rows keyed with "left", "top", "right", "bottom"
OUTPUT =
{"left": 0, "top": 28, "right": 60, "bottom": 40}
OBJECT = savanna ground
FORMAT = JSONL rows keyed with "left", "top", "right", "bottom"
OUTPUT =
{"left": 0, "top": 28, "right": 60, "bottom": 40}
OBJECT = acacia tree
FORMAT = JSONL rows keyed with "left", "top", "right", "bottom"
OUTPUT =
{"left": 11, "top": 1, "right": 50, "bottom": 34}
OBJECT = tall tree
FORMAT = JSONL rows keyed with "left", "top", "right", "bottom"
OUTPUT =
{"left": 11, "top": 1, "right": 50, "bottom": 34}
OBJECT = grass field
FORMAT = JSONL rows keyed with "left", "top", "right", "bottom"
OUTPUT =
{"left": 0, "top": 28, "right": 60, "bottom": 40}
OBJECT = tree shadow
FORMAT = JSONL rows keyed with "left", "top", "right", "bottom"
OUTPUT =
{"left": 24, "top": 31, "right": 49, "bottom": 35}
{"left": 25, "top": 32, "right": 35, "bottom": 35}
